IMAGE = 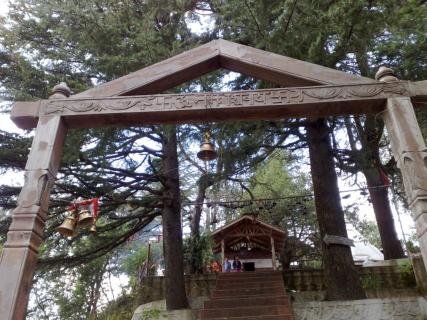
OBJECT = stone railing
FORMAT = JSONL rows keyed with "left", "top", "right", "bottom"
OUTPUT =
{"left": 285, "top": 259, "right": 420, "bottom": 299}
{"left": 288, "top": 266, "right": 414, "bottom": 291}
{"left": 137, "top": 258, "right": 423, "bottom": 305}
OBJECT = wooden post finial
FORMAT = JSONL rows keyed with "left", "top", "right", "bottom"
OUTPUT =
{"left": 50, "top": 82, "right": 71, "bottom": 99}
{"left": 375, "top": 66, "right": 398, "bottom": 82}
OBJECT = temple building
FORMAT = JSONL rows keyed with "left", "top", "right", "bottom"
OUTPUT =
{"left": 211, "top": 215, "right": 385, "bottom": 271}
{"left": 211, "top": 215, "right": 286, "bottom": 271}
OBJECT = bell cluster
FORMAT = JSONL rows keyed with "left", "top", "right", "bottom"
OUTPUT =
{"left": 56, "top": 205, "right": 98, "bottom": 238}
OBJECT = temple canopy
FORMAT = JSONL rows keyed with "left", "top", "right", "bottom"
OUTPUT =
{"left": 212, "top": 215, "right": 286, "bottom": 270}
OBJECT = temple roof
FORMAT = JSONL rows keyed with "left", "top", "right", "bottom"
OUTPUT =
{"left": 211, "top": 215, "right": 286, "bottom": 253}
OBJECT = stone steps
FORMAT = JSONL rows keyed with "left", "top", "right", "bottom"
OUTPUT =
{"left": 211, "top": 286, "right": 286, "bottom": 298}
{"left": 204, "top": 295, "right": 290, "bottom": 309}
{"left": 200, "top": 271, "right": 294, "bottom": 320}
{"left": 201, "top": 305, "right": 293, "bottom": 319}
{"left": 218, "top": 271, "right": 281, "bottom": 278}
{"left": 215, "top": 280, "right": 284, "bottom": 290}
{"left": 216, "top": 274, "right": 282, "bottom": 283}
{"left": 206, "top": 315, "right": 294, "bottom": 320}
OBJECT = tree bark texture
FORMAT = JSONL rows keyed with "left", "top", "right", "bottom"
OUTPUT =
{"left": 307, "top": 118, "right": 366, "bottom": 300}
{"left": 346, "top": 114, "right": 405, "bottom": 259}
{"left": 364, "top": 168, "right": 405, "bottom": 259}
{"left": 190, "top": 174, "right": 215, "bottom": 238}
{"left": 190, "top": 198, "right": 203, "bottom": 239}
{"left": 161, "top": 125, "right": 188, "bottom": 310}
{"left": 189, "top": 181, "right": 205, "bottom": 274}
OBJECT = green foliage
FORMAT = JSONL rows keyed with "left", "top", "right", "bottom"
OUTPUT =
{"left": 183, "top": 233, "right": 213, "bottom": 274}
{"left": 97, "top": 293, "right": 137, "bottom": 320}
{"left": 247, "top": 150, "right": 320, "bottom": 265}
{"left": 361, "top": 274, "right": 383, "bottom": 290}
{"left": 397, "top": 259, "right": 413, "bottom": 274}
{"left": 140, "top": 308, "right": 161, "bottom": 320}
{"left": 345, "top": 208, "right": 382, "bottom": 249}
{"left": 397, "top": 259, "right": 416, "bottom": 287}
{"left": 0, "top": 0, "right": 426, "bottom": 316}
{"left": 210, "top": 0, "right": 426, "bottom": 77}
{"left": 250, "top": 151, "right": 317, "bottom": 233}
{"left": 299, "top": 260, "right": 322, "bottom": 269}
{"left": 122, "top": 241, "right": 163, "bottom": 288}
{"left": 406, "top": 240, "right": 420, "bottom": 254}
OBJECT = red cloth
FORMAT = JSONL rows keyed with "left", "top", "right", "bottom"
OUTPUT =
{"left": 68, "top": 198, "right": 100, "bottom": 218}
{"left": 379, "top": 168, "right": 391, "bottom": 187}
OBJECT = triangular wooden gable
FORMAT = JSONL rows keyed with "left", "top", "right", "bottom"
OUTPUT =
{"left": 75, "top": 39, "right": 375, "bottom": 98}
{"left": 212, "top": 215, "right": 286, "bottom": 253}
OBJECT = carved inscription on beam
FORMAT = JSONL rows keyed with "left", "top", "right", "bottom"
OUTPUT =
{"left": 11, "top": 82, "right": 412, "bottom": 129}
{"left": 42, "top": 82, "right": 408, "bottom": 116}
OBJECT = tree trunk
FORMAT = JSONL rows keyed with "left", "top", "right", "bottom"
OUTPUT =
{"left": 161, "top": 125, "right": 188, "bottom": 310}
{"left": 363, "top": 168, "right": 405, "bottom": 259}
{"left": 307, "top": 118, "right": 366, "bottom": 300}
{"left": 344, "top": 115, "right": 404, "bottom": 259}
{"left": 189, "top": 181, "right": 205, "bottom": 274}
{"left": 190, "top": 173, "right": 215, "bottom": 237}
{"left": 190, "top": 179, "right": 206, "bottom": 238}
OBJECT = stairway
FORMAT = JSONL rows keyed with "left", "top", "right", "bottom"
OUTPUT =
{"left": 200, "top": 271, "right": 294, "bottom": 320}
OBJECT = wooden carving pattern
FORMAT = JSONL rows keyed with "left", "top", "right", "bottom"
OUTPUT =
{"left": 226, "top": 222, "right": 271, "bottom": 238}
{"left": 16, "top": 169, "right": 53, "bottom": 210}
{"left": 42, "top": 82, "right": 408, "bottom": 116}
{"left": 302, "top": 82, "right": 406, "bottom": 99}
{"left": 397, "top": 150, "right": 427, "bottom": 202}
{"left": 44, "top": 100, "right": 141, "bottom": 114}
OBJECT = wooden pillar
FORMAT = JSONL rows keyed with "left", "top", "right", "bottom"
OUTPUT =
{"left": 0, "top": 83, "right": 69, "bottom": 320}
{"left": 378, "top": 67, "right": 427, "bottom": 270}
{"left": 221, "top": 238, "right": 225, "bottom": 269}
{"left": 271, "top": 236, "right": 276, "bottom": 270}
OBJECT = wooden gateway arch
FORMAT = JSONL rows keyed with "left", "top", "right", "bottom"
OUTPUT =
{"left": 0, "top": 39, "right": 426, "bottom": 318}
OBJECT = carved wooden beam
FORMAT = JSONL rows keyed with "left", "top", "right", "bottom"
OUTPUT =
{"left": 11, "top": 81, "right": 419, "bottom": 129}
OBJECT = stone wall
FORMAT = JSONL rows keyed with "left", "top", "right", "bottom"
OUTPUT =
{"left": 293, "top": 297, "right": 427, "bottom": 320}
{"left": 137, "top": 274, "right": 217, "bottom": 306}
{"left": 137, "top": 260, "right": 421, "bottom": 305}
{"left": 412, "top": 254, "right": 427, "bottom": 295}
{"left": 284, "top": 259, "right": 419, "bottom": 299}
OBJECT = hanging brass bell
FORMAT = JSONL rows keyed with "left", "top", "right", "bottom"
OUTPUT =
{"left": 89, "top": 222, "right": 97, "bottom": 233}
{"left": 56, "top": 212, "right": 77, "bottom": 237}
{"left": 197, "top": 132, "right": 218, "bottom": 161}
{"left": 77, "top": 208, "right": 93, "bottom": 227}
{"left": 197, "top": 141, "right": 217, "bottom": 161}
